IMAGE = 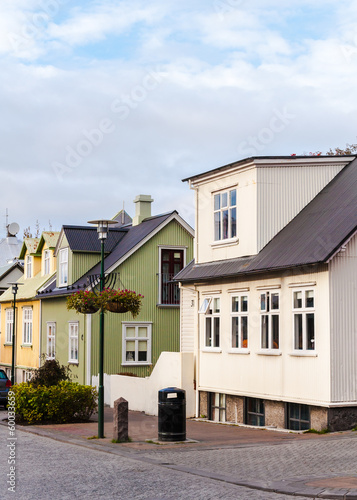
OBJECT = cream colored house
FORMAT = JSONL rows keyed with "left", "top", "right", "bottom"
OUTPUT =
{"left": 176, "top": 155, "right": 357, "bottom": 431}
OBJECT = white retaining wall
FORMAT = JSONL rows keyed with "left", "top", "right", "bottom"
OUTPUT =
{"left": 92, "top": 351, "right": 195, "bottom": 417}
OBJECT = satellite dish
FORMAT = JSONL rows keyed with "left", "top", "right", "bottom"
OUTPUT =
{"left": 8, "top": 222, "right": 20, "bottom": 237}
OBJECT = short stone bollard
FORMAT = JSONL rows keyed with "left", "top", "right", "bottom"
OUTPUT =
{"left": 113, "top": 397, "right": 129, "bottom": 442}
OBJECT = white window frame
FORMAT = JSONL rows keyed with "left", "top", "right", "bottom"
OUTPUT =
{"left": 44, "top": 249, "right": 51, "bottom": 275}
{"left": 5, "top": 308, "right": 13, "bottom": 344}
{"left": 122, "top": 322, "right": 152, "bottom": 365}
{"left": 22, "top": 307, "right": 33, "bottom": 345}
{"left": 292, "top": 289, "right": 315, "bottom": 352}
{"left": 259, "top": 291, "right": 280, "bottom": 352}
{"left": 59, "top": 247, "right": 68, "bottom": 287}
{"left": 26, "top": 255, "right": 32, "bottom": 278}
{"left": 22, "top": 370, "right": 32, "bottom": 383}
{"left": 201, "top": 296, "right": 221, "bottom": 351}
{"left": 230, "top": 294, "right": 249, "bottom": 351}
{"left": 68, "top": 321, "right": 79, "bottom": 363}
{"left": 213, "top": 188, "right": 237, "bottom": 242}
{"left": 47, "top": 322, "right": 56, "bottom": 359}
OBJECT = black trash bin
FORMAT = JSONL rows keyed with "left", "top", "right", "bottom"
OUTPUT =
{"left": 158, "top": 387, "right": 186, "bottom": 442}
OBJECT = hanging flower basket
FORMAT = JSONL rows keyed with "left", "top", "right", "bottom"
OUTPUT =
{"left": 67, "top": 290, "right": 100, "bottom": 314}
{"left": 99, "top": 288, "right": 144, "bottom": 318}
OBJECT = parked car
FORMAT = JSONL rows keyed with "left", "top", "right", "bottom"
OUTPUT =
{"left": 0, "top": 370, "right": 11, "bottom": 406}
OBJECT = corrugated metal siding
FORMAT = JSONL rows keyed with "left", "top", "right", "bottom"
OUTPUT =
{"left": 329, "top": 233, "right": 357, "bottom": 402}
{"left": 91, "top": 220, "right": 194, "bottom": 377}
{"left": 257, "top": 165, "right": 344, "bottom": 250}
{"left": 71, "top": 253, "right": 101, "bottom": 285}
{"left": 180, "top": 288, "right": 196, "bottom": 352}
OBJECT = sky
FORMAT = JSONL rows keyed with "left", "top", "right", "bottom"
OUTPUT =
{"left": 1, "top": 0, "right": 357, "bottom": 235}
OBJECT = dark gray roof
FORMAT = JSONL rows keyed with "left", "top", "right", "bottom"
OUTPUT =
{"left": 176, "top": 158, "right": 357, "bottom": 283}
{"left": 63, "top": 226, "right": 128, "bottom": 253}
{"left": 39, "top": 212, "right": 177, "bottom": 298}
{"left": 182, "top": 155, "right": 355, "bottom": 183}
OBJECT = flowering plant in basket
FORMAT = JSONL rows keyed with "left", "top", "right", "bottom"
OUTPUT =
{"left": 66, "top": 290, "right": 100, "bottom": 314}
{"left": 98, "top": 288, "right": 143, "bottom": 318}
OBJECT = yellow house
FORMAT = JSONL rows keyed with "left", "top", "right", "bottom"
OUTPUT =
{"left": 0, "top": 232, "right": 59, "bottom": 382}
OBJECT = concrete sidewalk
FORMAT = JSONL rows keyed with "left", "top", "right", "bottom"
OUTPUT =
{"left": 3, "top": 407, "right": 357, "bottom": 498}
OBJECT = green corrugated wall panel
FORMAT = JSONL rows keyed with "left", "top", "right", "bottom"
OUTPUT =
{"left": 71, "top": 253, "right": 101, "bottom": 284}
{"left": 91, "top": 219, "right": 193, "bottom": 378}
{"left": 40, "top": 297, "right": 87, "bottom": 384}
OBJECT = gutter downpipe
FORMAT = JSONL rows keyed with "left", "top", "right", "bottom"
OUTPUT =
{"left": 193, "top": 182, "right": 200, "bottom": 419}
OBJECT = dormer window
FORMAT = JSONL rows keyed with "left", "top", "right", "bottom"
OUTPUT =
{"left": 44, "top": 250, "right": 51, "bottom": 275}
{"left": 214, "top": 189, "right": 237, "bottom": 241}
{"left": 26, "top": 255, "right": 32, "bottom": 278}
{"left": 59, "top": 248, "right": 68, "bottom": 287}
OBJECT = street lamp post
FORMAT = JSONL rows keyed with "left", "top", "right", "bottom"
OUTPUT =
{"left": 87, "top": 219, "right": 117, "bottom": 438}
{"left": 8, "top": 282, "right": 23, "bottom": 386}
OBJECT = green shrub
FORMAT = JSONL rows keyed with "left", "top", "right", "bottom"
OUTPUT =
{"left": 30, "top": 357, "right": 70, "bottom": 387}
{"left": 12, "top": 381, "right": 98, "bottom": 424}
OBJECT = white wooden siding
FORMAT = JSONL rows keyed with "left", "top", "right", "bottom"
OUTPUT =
{"left": 180, "top": 287, "right": 196, "bottom": 352}
{"left": 329, "top": 233, "right": 357, "bottom": 402}
{"left": 257, "top": 164, "right": 345, "bottom": 251}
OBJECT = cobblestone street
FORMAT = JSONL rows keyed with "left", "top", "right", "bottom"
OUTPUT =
{"left": 1, "top": 416, "right": 357, "bottom": 499}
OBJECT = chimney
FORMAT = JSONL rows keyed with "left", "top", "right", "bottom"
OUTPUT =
{"left": 132, "top": 195, "right": 154, "bottom": 226}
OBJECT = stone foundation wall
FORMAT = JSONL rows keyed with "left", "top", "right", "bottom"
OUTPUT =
{"left": 328, "top": 407, "right": 357, "bottom": 432}
{"left": 265, "top": 400, "right": 285, "bottom": 428}
{"left": 199, "top": 391, "right": 357, "bottom": 432}
{"left": 310, "top": 406, "right": 328, "bottom": 431}
{"left": 199, "top": 391, "right": 208, "bottom": 418}
{"left": 225, "top": 395, "right": 244, "bottom": 423}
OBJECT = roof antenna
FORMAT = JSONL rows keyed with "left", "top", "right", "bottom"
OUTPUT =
{"left": 122, "top": 201, "right": 124, "bottom": 225}
{"left": 4, "top": 208, "right": 8, "bottom": 232}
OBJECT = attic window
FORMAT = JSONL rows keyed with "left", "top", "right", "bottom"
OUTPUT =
{"left": 26, "top": 255, "right": 32, "bottom": 278}
{"left": 214, "top": 189, "right": 237, "bottom": 241}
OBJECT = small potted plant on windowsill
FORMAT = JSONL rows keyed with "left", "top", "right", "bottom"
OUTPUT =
{"left": 99, "top": 288, "right": 143, "bottom": 318}
{"left": 66, "top": 290, "right": 100, "bottom": 314}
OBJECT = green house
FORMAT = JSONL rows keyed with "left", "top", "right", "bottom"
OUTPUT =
{"left": 38, "top": 195, "right": 194, "bottom": 387}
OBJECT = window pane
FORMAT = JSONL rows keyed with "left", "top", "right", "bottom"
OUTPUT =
{"left": 260, "top": 293, "right": 266, "bottom": 311}
{"left": 306, "top": 290, "right": 314, "bottom": 308}
{"left": 205, "top": 317, "right": 212, "bottom": 347}
{"left": 214, "top": 194, "right": 220, "bottom": 210}
{"left": 138, "top": 327, "right": 147, "bottom": 338}
{"left": 261, "top": 315, "right": 269, "bottom": 348}
{"left": 126, "top": 341, "right": 135, "bottom": 350}
{"left": 214, "top": 212, "right": 221, "bottom": 240}
{"left": 306, "top": 313, "right": 315, "bottom": 350}
{"left": 214, "top": 317, "right": 220, "bottom": 347}
{"left": 241, "top": 295, "right": 248, "bottom": 312}
{"left": 126, "top": 327, "right": 135, "bottom": 338}
{"left": 230, "top": 189, "right": 236, "bottom": 206}
{"left": 230, "top": 207, "right": 237, "bottom": 238}
{"left": 232, "top": 317, "right": 239, "bottom": 348}
{"left": 294, "top": 314, "right": 303, "bottom": 349}
{"left": 272, "top": 315, "right": 279, "bottom": 349}
{"left": 222, "top": 210, "right": 229, "bottom": 239}
{"left": 213, "top": 298, "right": 220, "bottom": 313}
{"left": 232, "top": 296, "right": 239, "bottom": 312}
{"left": 271, "top": 293, "right": 279, "bottom": 310}
{"left": 241, "top": 316, "right": 248, "bottom": 348}
{"left": 294, "top": 291, "right": 302, "bottom": 308}
{"left": 221, "top": 192, "right": 228, "bottom": 207}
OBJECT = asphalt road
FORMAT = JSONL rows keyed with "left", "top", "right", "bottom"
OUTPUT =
{"left": 0, "top": 426, "right": 310, "bottom": 500}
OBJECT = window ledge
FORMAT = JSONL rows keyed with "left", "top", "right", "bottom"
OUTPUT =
{"left": 121, "top": 362, "right": 152, "bottom": 366}
{"left": 21, "top": 344, "right": 33, "bottom": 348}
{"left": 256, "top": 350, "right": 282, "bottom": 356}
{"left": 201, "top": 347, "right": 222, "bottom": 353}
{"left": 156, "top": 304, "right": 180, "bottom": 308}
{"left": 289, "top": 352, "right": 318, "bottom": 357}
{"left": 211, "top": 237, "right": 239, "bottom": 248}
{"left": 228, "top": 348, "right": 250, "bottom": 355}
{"left": 68, "top": 361, "right": 78, "bottom": 365}
{"left": 4, "top": 343, "right": 13, "bottom": 346}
